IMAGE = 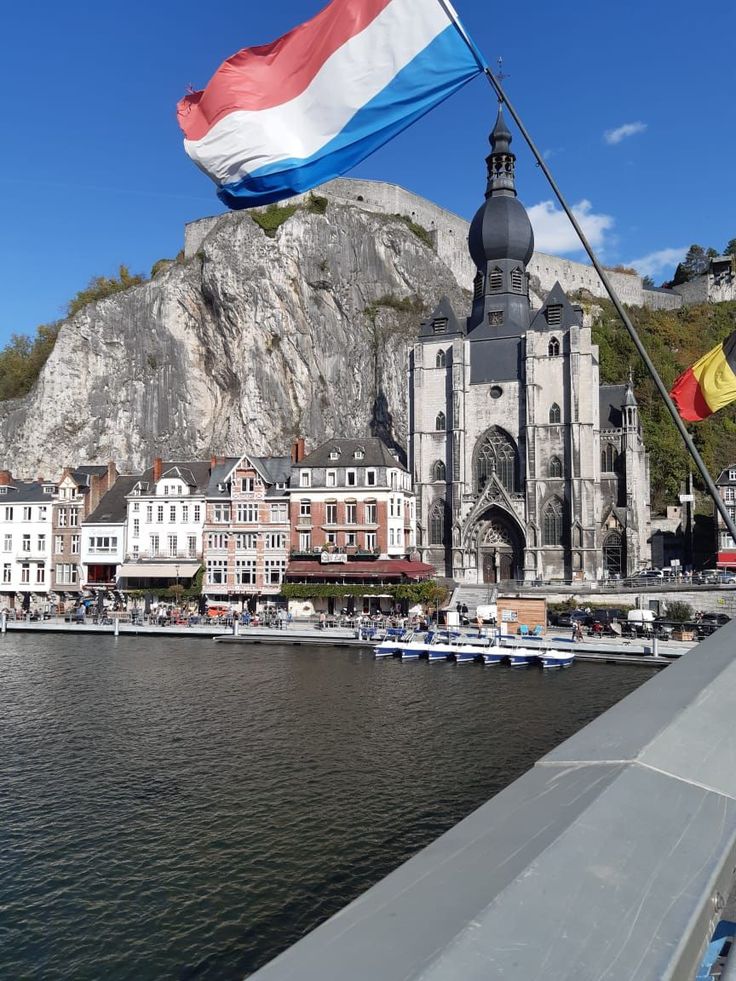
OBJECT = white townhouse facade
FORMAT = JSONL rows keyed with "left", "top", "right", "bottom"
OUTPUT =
{"left": 118, "top": 458, "right": 210, "bottom": 590}
{"left": 0, "top": 471, "right": 54, "bottom": 603}
{"left": 80, "top": 475, "right": 139, "bottom": 590}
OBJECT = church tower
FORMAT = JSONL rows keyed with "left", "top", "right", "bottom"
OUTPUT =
{"left": 408, "top": 111, "right": 651, "bottom": 583}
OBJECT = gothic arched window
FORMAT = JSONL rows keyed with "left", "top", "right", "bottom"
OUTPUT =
{"left": 429, "top": 500, "right": 445, "bottom": 545}
{"left": 431, "top": 460, "right": 446, "bottom": 482}
{"left": 543, "top": 496, "right": 564, "bottom": 546}
{"left": 475, "top": 427, "right": 518, "bottom": 494}
{"left": 603, "top": 531, "right": 624, "bottom": 576}
{"left": 489, "top": 267, "right": 503, "bottom": 292}
{"left": 435, "top": 411, "right": 446, "bottom": 432}
{"left": 510, "top": 268, "right": 524, "bottom": 293}
{"left": 601, "top": 443, "right": 619, "bottom": 472}
{"left": 549, "top": 456, "right": 563, "bottom": 478}
{"left": 435, "top": 349, "right": 446, "bottom": 368}
{"left": 548, "top": 336, "right": 560, "bottom": 357}
{"left": 549, "top": 403, "right": 561, "bottom": 424}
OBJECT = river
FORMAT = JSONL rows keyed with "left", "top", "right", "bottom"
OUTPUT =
{"left": 0, "top": 633, "right": 657, "bottom": 980}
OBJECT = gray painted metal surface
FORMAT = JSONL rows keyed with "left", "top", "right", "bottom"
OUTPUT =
{"left": 250, "top": 622, "right": 736, "bottom": 980}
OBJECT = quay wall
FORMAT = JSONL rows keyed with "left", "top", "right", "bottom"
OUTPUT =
{"left": 515, "top": 585, "right": 736, "bottom": 617}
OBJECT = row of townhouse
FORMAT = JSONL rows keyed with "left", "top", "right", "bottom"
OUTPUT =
{"left": 0, "top": 438, "right": 428, "bottom": 608}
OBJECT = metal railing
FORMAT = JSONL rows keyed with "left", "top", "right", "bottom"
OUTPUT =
{"left": 250, "top": 620, "right": 736, "bottom": 980}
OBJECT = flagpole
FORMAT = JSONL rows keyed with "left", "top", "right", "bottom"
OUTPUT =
{"left": 437, "top": 0, "right": 736, "bottom": 547}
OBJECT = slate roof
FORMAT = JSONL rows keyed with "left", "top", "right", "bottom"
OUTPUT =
{"left": 293, "top": 438, "right": 406, "bottom": 471}
{"left": 0, "top": 480, "right": 54, "bottom": 503}
{"left": 84, "top": 475, "right": 140, "bottom": 525}
{"left": 716, "top": 466, "right": 736, "bottom": 485}
{"left": 529, "top": 282, "right": 584, "bottom": 332}
{"left": 206, "top": 455, "right": 291, "bottom": 497}
{"left": 206, "top": 458, "right": 241, "bottom": 498}
{"left": 131, "top": 461, "right": 212, "bottom": 495}
{"left": 418, "top": 296, "right": 465, "bottom": 340}
{"left": 599, "top": 385, "right": 628, "bottom": 430}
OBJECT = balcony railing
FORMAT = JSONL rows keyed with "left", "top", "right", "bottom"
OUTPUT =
{"left": 132, "top": 550, "right": 200, "bottom": 560}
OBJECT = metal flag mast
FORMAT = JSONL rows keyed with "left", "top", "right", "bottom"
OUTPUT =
{"left": 437, "top": 0, "right": 736, "bottom": 545}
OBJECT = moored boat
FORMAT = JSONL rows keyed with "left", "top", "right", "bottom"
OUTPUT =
{"left": 540, "top": 648, "right": 575, "bottom": 669}
{"left": 507, "top": 647, "right": 536, "bottom": 669}
{"left": 482, "top": 645, "right": 505, "bottom": 665}
{"left": 453, "top": 644, "right": 480, "bottom": 664}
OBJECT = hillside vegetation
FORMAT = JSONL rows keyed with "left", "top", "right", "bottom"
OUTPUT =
{"left": 589, "top": 297, "right": 736, "bottom": 509}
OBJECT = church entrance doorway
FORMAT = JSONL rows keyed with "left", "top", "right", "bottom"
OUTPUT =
{"left": 477, "top": 512, "right": 524, "bottom": 584}
{"left": 603, "top": 531, "right": 624, "bottom": 578}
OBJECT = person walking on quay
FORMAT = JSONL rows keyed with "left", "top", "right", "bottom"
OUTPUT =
{"left": 318, "top": 611, "right": 326, "bottom": 630}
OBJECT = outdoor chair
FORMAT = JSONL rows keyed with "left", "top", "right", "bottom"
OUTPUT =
{"left": 518, "top": 624, "right": 529, "bottom": 638}
{"left": 531, "top": 625, "right": 543, "bottom": 638}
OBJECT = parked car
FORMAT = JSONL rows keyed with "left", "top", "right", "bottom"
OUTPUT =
{"left": 553, "top": 609, "right": 588, "bottom": 628}
{"left": 623, "top": 568, "right": 664, "bottom": 585}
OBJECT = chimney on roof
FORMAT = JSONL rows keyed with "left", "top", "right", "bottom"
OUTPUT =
{"left": 291, "top": 438, "right": 306, "bottom": 463}
{"left": 153, "top": 457, "right": 163, "bottom": 482}
{"left": 107, "top": 460, "right": 117, "bottom": 487}
{"left": 210, "top": 455, "right": 217, "bottom": 470}
{"left": 0, "top": 470, "right": 12, "bottom": 486}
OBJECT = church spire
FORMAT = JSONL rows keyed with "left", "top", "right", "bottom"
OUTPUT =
{"left": 485, "top": 107, "right": 516, "bottom": 197}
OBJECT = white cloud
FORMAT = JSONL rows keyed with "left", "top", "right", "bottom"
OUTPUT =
{"left": 604, "top": 121, "right": 647, "bottom": 145}
{"left": 627, "top": 247, "right": 687, "bottom": 278}
{"left": 527, "top": 199, "right": 614, "bottom": 255}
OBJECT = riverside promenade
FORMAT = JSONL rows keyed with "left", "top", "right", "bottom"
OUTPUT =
{"left": 0, "top": 616, "right": 697, "bottom": 665}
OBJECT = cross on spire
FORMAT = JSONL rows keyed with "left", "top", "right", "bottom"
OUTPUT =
{"left": 495, "top": 57, "right": 510, "bottom": 102}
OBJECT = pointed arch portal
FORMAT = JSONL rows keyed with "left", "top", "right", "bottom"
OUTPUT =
{"left": 474, "top": 507, "right": 525, "bottom": 584}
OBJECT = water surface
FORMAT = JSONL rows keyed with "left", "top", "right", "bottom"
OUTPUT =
{"left": 0, "top": 634, "right": 657, "bottom": 979}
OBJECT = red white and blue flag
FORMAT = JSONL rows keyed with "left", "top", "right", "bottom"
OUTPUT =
{"left": 176, "top": 0, "right": 483, "bottom": 209}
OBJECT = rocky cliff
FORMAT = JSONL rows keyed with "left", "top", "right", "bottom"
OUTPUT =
{"left": 0, "top": 190, "right": 470, "bottom": 476}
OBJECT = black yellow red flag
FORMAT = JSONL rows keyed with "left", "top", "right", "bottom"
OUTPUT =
{"left": 670, "top": 331, "right": 736, "bottom": 421}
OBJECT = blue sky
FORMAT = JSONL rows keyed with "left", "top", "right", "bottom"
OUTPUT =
{"left": 1, "top": 0, "right": 734, "bottom": 346}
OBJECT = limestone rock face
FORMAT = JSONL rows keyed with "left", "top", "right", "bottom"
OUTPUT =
{"left": 0, "top": 197, "right": 469, "bottom": 476}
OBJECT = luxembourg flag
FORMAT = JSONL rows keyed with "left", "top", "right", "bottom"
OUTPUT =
{"left": 176, "top": 0, "right": 484, "bottom": 209}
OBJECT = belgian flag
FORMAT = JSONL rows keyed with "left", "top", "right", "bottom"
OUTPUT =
{"left": 670, "top": 331, "right": 736, "bottom": 421}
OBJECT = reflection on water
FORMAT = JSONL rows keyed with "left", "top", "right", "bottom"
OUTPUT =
{"left": 0, "top": 634, "right": 656, "bottom": 980}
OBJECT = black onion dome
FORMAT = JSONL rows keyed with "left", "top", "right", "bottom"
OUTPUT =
{"left": 469, "top": 195, "right": 535, "bottom": 267}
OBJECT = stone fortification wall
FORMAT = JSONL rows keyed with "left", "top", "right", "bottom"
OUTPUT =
{"left": 642, "top": 289, "right": 683, "bottom": 311}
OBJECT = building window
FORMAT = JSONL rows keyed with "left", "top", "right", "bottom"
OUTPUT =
{"left": 510, "top": 268, "right": 524, "bottom": 293}
{"left": 432, "top": 460, "right": 446, "bottom": 482}
{"left": 299, "top": 500, "right": 311, "bottom": 518}
{"left": 436, "top": 350, "right": 446, "bottom": 368}
{"left": 21, "top": 563, "right": 30, "bottom": 584}
{"left": 208, "top": 533, "right": 228, "bottom": 550}
{"left": 489, "top": 268, "right": 503, "bottom": 292}
{"left": 346, "top": 470, "right": 357, "bottom": 487}
{"left": 345, "top": 502, "right": 357, "bottom": 524}
{"left": 603, "top": 531, "right": 624, "bottom": 576}
{"left": 23, "top": 507, "right": 32, "bottom": 521}
{"left": 724, "top": 487, "right": 736, "bottom": 504}
{"left": 22, "top": 534, "right": 30, "bottom": 553}
{"left": 157, "top": 505, "right": 164, "bottom": 523}
{"left": 345, "top": 532, "right": 357, "bottom": 547}
{"left": 488, "top": 310, "right": 503, "bottom": 327}
{"left": 729, "top": 469, "right": 736, "bottom": 481}
{"left": 4, "top": 507, "right": 13, "bottom": 521}
{"left": 146, "top": 505, "right": 153, "bottom": 522}
{"left": 89, "top": 536, "right": 118, "bottom": 553}
{"left": 549, "top": 403, "right": 561, "bottom": 424}
{"left": 429, "top": 500, "right": 445, "bottom": 546}
{"left": 71, "top": 535, "right": 80, "bottom": 555}
{"left": 132, "top": 519, "right": 140, "bottom": 539}
{"left": 270, "top": 503, "right": 288, "bottom": 523}
{"left": 235, "top": 559, "right": 256, "bottom": 585}
{"left": 365, "top": 532, "right": 377, "bottom": 551}
{"left": 237, "top": 503, "right": 258, "bottom": 523}
{"left": 549, "top": 456, "right": 563, "bottom": 478}
{"left": 435, "top": 411, "right": 446, "bottom": 431}
{"left": 546, "top": 304, "right": 563, "bottom": 326}
{"left": 325, "top": 532, "right": 337, "bottom": 546}
{"left": 548, "top": 336, "right": 560, "bottom": 357}
{"left": 265, "top": 533, "right": 286, "bottom": 550}
{"left": 3, "top": 534, "right": 11, "bottom": 552}
{"left": 149, "top": 535, "right": 160, "bottom": 557}
{"left": 168, "top": 505, "right": 176, "bottom": 522}
{"left": 326, "top": 470, "right": 336, "bottom": 487}
{"left": 187, "top": 535, "right": 197, "bottom": 557}
{"left": 167, "top": 535, "right": 178, "bottom": 557}
{"left": 36, "top": 564, "right": 45, "bottom": 584}
{"left": 366, "top": 469, "right": 376, "bottom": 486}
{"left": 58, "top": 509, "right": 67, "bottom": 528}
{"left": 329, "top": 449, "right": 341, "bottom": 461}
{"left": 543, "top": 497, "right": 564, "bottom": 546}
{"left": 264, "top": 558, "right": 286, "bottom": 585}
{"left": 193, "top": 505, "right": 201, "bottom": 523}
{"left": 213, "top": 504, "right": 231, "bottom": 523}
{"left": 300, "top": 471, "right": 311, "bottom": 488}
{"left": 299, "top": 531, "right": 311, "bottom": 551}
{"left": 182, "top": 505, "right": 189, "bottom": 522}
{"left": 325, "top": 503, "right": 337, "bottom": 525}
{"left": 475, "top": 427, "right": 518, "bottom": 493}
{"left": 241, "top": 477, "right": 254, "bottom": 493}
{"left": 432, "top": 318, "right": 448, "bottom": 334}
{"left": 601, "top": 443, "right": 619, "bottom": 473}
{"left": 206, "top": 559, "right": 228, "bottom": 585}
{"left": 354, "top": 448, "right": 364, "bottom": 460}
{"left": 234, "top": 533, "right": 257, "bottom": 550}
{"left": 365, "top": 502, "right": 377, "bottom": 524}
{"left": 2, "top": 563, "right": 11, "bottom": 583}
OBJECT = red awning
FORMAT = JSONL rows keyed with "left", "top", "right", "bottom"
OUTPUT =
{"left": 286, "top": 559, "right": 435, "bottom": 581}
{"left": 717, "top": 551, "right": 736, "bottom": 567}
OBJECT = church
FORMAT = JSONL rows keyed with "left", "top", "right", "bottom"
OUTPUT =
{"left": 408, "top": 109, "right": 651, "bottom": 583}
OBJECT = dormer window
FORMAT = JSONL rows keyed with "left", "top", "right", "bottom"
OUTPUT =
{"left": 489, "top": 268, "right": 503, "bottom": 292}
{"left": 546, "top": 304, "right": 563, "bottom": 327}
{"left": 300, "top": 470, "right": 311, "bottom": 488}
{"left": 43, "top": 484, "right": 55, "bottom": 494}
{"left": 329, "top": 449, "right": 340, "bottom": 460}
{"left": 729, "top": 469, "right": 736, "bottom": 481}
{"left": 353, "top": 448, "right": 364, "bottom": 460}
{"left": 548, "top": 336, "right": 560, "bottom": 357}
{"left": 432, "top": 318, "right": 448, "bottom": 334}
